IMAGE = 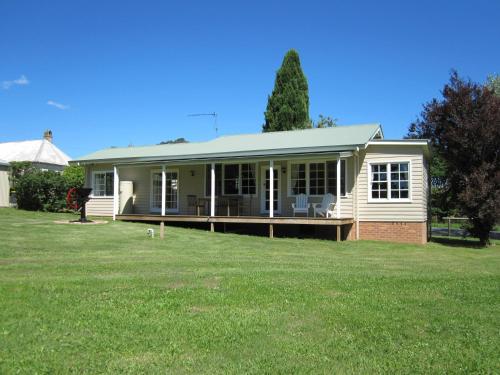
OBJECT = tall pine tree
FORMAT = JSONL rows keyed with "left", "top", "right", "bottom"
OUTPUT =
{"left": 263, "top": 50, "right": 310, "bottom": 132}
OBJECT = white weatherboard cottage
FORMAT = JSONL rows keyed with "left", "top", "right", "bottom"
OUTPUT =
{"left": 71, "top": 124, "right": 430, "bottom": 244}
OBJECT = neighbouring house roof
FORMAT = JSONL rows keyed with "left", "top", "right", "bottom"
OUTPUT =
{"left": 0, "top": 139, "right": 71, "bottom": 166}
{"left": 73, "top": 123, "right": 385, "bottom": 164}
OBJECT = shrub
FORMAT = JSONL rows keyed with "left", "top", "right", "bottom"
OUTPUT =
{"left": 16, "top": 170, "right": 69, "bottom": 212}
{"left": 62, "top": 165, "right": 84, "bottom": 189}
{"left": 9, "top": 161, "right": 35, "bottom": 191}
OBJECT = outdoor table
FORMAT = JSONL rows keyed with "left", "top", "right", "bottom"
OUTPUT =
{"left": 219, "top": 196, "right": 243, "bottom": 216}
{"left": 196, "top": 196, "right": 243, "bottom": 216}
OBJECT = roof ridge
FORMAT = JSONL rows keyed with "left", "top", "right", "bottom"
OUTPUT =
{"left": 33, "top": 139, "right": 47, "bottom": 163}
{"left": 215, "top": 123, "right": 381, "bottom": 140}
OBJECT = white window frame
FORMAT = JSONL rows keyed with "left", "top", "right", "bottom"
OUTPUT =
{"left": 204, "top": 162, "right": 258, "bottom": 197}
{"left": 222, "top": 163, "right": 241, "bottom": 196}
{"left": 240, "top": 163, "right": 257, "bottom": 196}
{"left": 308, "top": 162, "right": 326, "bottom": 196}
{"left": 289, "top": 162, "right": 308, "bottom": 196}
{"left": 150, "top": 168, "right": 180, "bottom": 213}
{"left": 91, "top": 170, "right": 114, "bottom": 198}
{"left": 367, "top": 161, "right": 412, "bottom": 203}
{"left": 287, "top": 160, "right": 348, "bottom": 198}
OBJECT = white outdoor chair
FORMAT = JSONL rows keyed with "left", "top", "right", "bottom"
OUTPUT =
{"left": 292, "top": 194, "right": 310, "bottom": 216}
{"left": 313, "top": 193, "right": 337, "bottom": 218}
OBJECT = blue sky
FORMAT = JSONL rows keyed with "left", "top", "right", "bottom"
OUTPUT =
{"left": 1, "top": 0, "right": 499, "bottom": 158}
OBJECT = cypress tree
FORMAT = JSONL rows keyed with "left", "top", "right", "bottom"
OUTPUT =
{"left": 263, "top": 49, "right": 310, "bottom": 132}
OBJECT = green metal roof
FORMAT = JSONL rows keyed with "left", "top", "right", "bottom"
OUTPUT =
{"left": 73, "top": 123, "right": 382, "bottom": 164}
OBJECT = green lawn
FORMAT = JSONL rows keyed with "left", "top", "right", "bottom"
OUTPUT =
{"left": 0, "top": 208, "right": 499, "bottom": 374}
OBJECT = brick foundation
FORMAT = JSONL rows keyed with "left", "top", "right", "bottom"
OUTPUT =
{"left": 358, "top": 221, "right": 427, "bottom": 244}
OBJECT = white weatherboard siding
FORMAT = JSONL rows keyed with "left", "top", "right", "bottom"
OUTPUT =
{"left": 0, "top": 167, "right": 9, "bottom": 207}
{"left": 357, "top": 145, "right": 427, "bottom": 222}
{"left": 86, "top": 197, "right": 114, "bottom": 217}
{"left": 85, "top": 164, "right": 114, "bottom": 217}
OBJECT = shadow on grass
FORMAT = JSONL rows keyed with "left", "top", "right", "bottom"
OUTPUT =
{"left": 431, "top": 236, "right": 489, "bottom": 249}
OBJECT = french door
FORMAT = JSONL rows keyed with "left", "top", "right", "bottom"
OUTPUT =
{"left": 260, "top": 165, "right": 281, "bottom": 214}
{"left": 151, "top": 169, "right": 179, "bottom": 213}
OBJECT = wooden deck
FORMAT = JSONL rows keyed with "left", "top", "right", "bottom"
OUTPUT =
{"left": 116, "top": 214, "right": 354, "bottom": 241}
{"left": 116, "top": 214, "right": 353, "bottom": 225}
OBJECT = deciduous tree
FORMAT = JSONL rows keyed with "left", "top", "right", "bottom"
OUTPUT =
{"left": 408, "top": 71, "right": 500, "bottom": 245}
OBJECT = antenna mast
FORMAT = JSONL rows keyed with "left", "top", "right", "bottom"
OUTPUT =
{"left": 187, "top": 112, "right": 218, "bottom": 137}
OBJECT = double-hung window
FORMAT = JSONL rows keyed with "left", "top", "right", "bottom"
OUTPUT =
{"left": 309, "top": 163, "right": 325, "bottom": 195}
{"left": 370, "top": 162, "right": 410, "bottom": 201}
{"left": 390, "top": 163, "right": 409, "bottom": 199}
{"left": 290, "top": 163, "right": 307, "bottom": 195}
{"left": 241, "top": 163, "right": 256, "bottom": 195}
{"left": 224, "top": 164, "right": 239, "bottom": 195}
{"left": 92, "top": 171, "right": 114, "bottom": 197}
{"left": 289, "top": 160, "right": 346, "bottom": 197}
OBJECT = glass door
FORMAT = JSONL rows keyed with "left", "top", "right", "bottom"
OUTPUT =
{"left": 151, "top": 169, "right": 179, "bottom": 213}
{"left": 260, "top": 165, "right": 280, "bottom": 214}
{"left": 165, "top": 170, "right": 178, "bottom": 212}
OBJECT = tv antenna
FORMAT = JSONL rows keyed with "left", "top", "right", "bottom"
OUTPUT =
{"left": 187, "top": 112, "right": 218, "bottom": 137}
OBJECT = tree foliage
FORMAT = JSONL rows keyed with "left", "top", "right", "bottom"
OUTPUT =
{"left": 314, "top": 115, "right": 337, "bottom": 128}
{"left": 486, "top": 74, "right": 500, "bottom": 96}
{"left": 263, "top": 49, "right": 310, "bottom": 132}
{"left": 9, "top": 161, "right": 34, "bottom": 190}
{"left": 408, "top": 71, "right": 500, "bottom": 245}
{"left": 158, "top": 138, "right": 189, "bottom": 145}
{"left": 62, "top": 165, "right": 85, "bottom": 189}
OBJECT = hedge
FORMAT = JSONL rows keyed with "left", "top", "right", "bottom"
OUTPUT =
{"left": 15, "top": 166, "right": 84, "bottom": 212}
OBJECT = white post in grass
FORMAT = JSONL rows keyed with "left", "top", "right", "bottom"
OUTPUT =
{"left": 161, "top": 165, "right": 166, "bottom": 216}
{"left": 269, "top": 160, "right": 274, "bottom": 218}
{"left": 336, "top": 157, "right": 341, "bottom": 219}
{"left": 113, "top": 165, "right": 119, "bottom": 221}
{"left": 210, "top": 162, "right": 215, "bottom": 217}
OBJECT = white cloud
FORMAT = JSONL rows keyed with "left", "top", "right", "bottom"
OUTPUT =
{"left": 47, "top": 100, "right": 69, "bottom": 110}
{"left": 2, "top": 75, "right": 29, "bottom": 90}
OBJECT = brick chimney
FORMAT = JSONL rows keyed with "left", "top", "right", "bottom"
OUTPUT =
{"left": 43, "top": 130, "right": 53, "bottom": 143}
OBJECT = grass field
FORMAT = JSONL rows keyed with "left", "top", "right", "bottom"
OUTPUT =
{"left": 0, "top": 208, "right": 499, "bottom": 374}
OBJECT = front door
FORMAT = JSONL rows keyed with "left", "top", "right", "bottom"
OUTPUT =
{"left": 151, "top": 169, "right": 179, "bottom": 213}
{"left": 260, "top": 165, "right": 280, "bottom": 214}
